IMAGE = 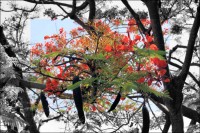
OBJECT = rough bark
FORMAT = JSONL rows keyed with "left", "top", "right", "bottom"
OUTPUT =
{"left": 179, "top": 4, "right": 200, "bottom": 81}
{"left": 143, "top": 0, "right": 184, "bottom": 132}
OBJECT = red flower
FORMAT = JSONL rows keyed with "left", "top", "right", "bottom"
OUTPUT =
{"left": 151, "top": 58, "right": 167, "bottom": 68}
{"left": 120, "top": 97, "right": 126, "bottom": 100}
{"left": 146, "top": 35, "right": 153, "bottom": 42}
{"left": 128, "top": 19, "right": 136, "bottom": 26}
{"left": 158, "top": 69, "right": 167, "bottom": 76}
{"left": 113, "top": 19, "right": 121, "bottom": 26}
{"left": 77, "top": 27, "right": 84, "bottom": 32}
{"left": 122, "top": 36, "right": 129, "bottom": 44}
{"left": 135, "top": 35, "right": 141, "bottom": 41}
{"left": 45, "top": 78, "right": 59, "bottom": 91}
{"left": 147, "top": 79, "right": 153, "bottom": 86}
{"left": 91, "top": 105, "right": 96, "bottom": 112}
{"left": 129, "top": 40, "right": 136, "bottom": 46}
{"left": 104, "top": 44, "right": 112, "bottom": 52}
{"left": 127, "top": 66, "right": 134, "bottom": 73}
{"left": 117, "top": 44, "right": 125, "bottom": 51}
{"left": 163, "top": 78, "right": 170, "bottom": 82}
{"left": 137, "top": 77, "right": 145, "bottom": 83}
{"left": 149, "top": 44, "right": 158, "bottom": 50}
{"left": 44, "top": 36, "right": 50, "bottom": 40}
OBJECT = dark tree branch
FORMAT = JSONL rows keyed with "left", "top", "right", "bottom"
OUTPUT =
{"left": 143, "top": 0, "right": 165, "bottom": 51}
{"left": 69, "top": 0, "right": 76, "bottom": 19}
{"left": 23, "top": 0, "right": 89, "bottom": 11}
{"left": 0, "top": 3, "right": 38, "bottom": 12}
{"left": 149, "top": 97, "right": 169, "bottom": 115}
{"left": 149, "top": 94, "right": 200, "bottom": 123}
{"left": 179, "top": 4, "right": 200, "bottom": 81}
{"left": 162, "top": 114, "right": 171, "bottom": 133}
{"left": 184, "top": 82, "right": 198, "bottom": 92}
{"left": 121, "top": 0, "right": 148, "bottom": 34}
{"left": 186, "top": 119, "right": 196, "bottom": 132}
{"left": 182, "top": 105, "right": 200, "bottom": 123}
{"left": 169, "top": 61, "right": 200, "bottom": 88}
{"left": 23, "top": 0, "right": 75, "bottom": 8}
{"left": 42, "top": 114, "right": 63, "bottom": 123}
{"left": 57, "top": 4, "right": 96, "bottom": 36}
{"left": 88, "top": 0, "right": 95, "bottom": 22}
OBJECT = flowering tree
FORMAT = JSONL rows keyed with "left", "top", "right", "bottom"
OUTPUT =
{"left": 29, "top": 18, "right": 170, "bottom": 126}
{"left": 0, "top": 0, "right": 200, "bottom": 133}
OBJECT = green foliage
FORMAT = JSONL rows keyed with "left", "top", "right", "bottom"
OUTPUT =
{"left": 67, "top": 77, "right": 97, "bottom": 90}
{"left": 43, "top": 51, "right": 60, "bottom": 58}
{"left": 84, "top": 53, "right": 106, "bottom": 60}
{"left": 135, "top": 47, "right": 166, "bottom": 59}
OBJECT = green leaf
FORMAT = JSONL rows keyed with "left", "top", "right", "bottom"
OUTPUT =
{"left": 134, "top": 47, "right": 166, "bottom": 59}
{"left": 41, "top": 68, "right": 54, "bottom": 77}
{"left": 28, "top": 75, "right": 37, "bottom": 82}
{"left": 31, "top": 59, "right": 40, "bottom": 65}
{"left": 43, "top": 51, "right": 60, "bottom": 58}
{"left": 67, "top": 80, "right": 82, "bottom": 90}
{"left": 149, "top": 50, "right": 166, "bottom": 59}
{"left": 122, "top": 81, "right": 137, "bottom": 92}
{"left": 84, "top": 53, "right": 105, "bottom": 60}
{"left": 135, "top": 83, "right": 170, "bottom": 98}
{"left": 67, "top": 77, "right": 96, "bottom": 90}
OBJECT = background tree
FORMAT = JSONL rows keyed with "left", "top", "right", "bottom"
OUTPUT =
{"left": 0, "top": 0, "right": 200, "bottom": 133}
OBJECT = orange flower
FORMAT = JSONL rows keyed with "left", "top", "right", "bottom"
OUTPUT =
{"left": 70, "top": 29, "right": 78, "bottom": 37}
{"left": 146, "top": 35, "right": 153, "bottom": 42}
{"left": 113, "top": 19, "right": 121, "bottom": 26}
{"left": 149, "top": 44, "right": 158, "bottom": 50}
{"left": 104, "top": 44, "right": 112, "bottom": 52}
{"left": 151, "top": 57, "right": 167, "bottom": 68}
{"left": 120, "top": 97, "right": 126, "bottom": 100}
{"left": 127, "top": 66, "right": 134, "bottom": 73}
{"left": 122, "top": 36, "right": 129, "bottom": 44}
{"left": 117, "top": 44, "right": 125, "bottom": 51}
{"left": 44, "top": 35, "right": 50, "bottom": 40}
{"left": 135, "top": 35, "right": 141, "bottom": 41}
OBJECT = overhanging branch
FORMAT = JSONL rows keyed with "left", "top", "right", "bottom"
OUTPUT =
{"left": 179, "top": 5, "right": 200, "bottom": 81}
{"left": 121, "top": 0, "right": 148, "bottom": 34}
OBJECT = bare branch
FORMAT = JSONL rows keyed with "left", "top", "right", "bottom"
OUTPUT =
{"left": 169, "top": 61, "right": 200, "bottom": 88}
{"left": 179, "top": 4, "right": 200, "bottom": 81}
{"left": 121, "top": 0, "right": 148, "bottom": 34}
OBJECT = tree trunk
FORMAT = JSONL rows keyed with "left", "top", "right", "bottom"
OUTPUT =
{"left": 143, "top": 0, "right": 184, "bottom": 132}
{"left": 169, "top": 107, "right": 184, "bottom": 132}
{"left": 164, "top": 77, "right": 184, "bottom": 132}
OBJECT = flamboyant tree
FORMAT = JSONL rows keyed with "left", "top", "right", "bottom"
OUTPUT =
{"left": 0, "top": 0, "right": 200, "bottom": 133}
